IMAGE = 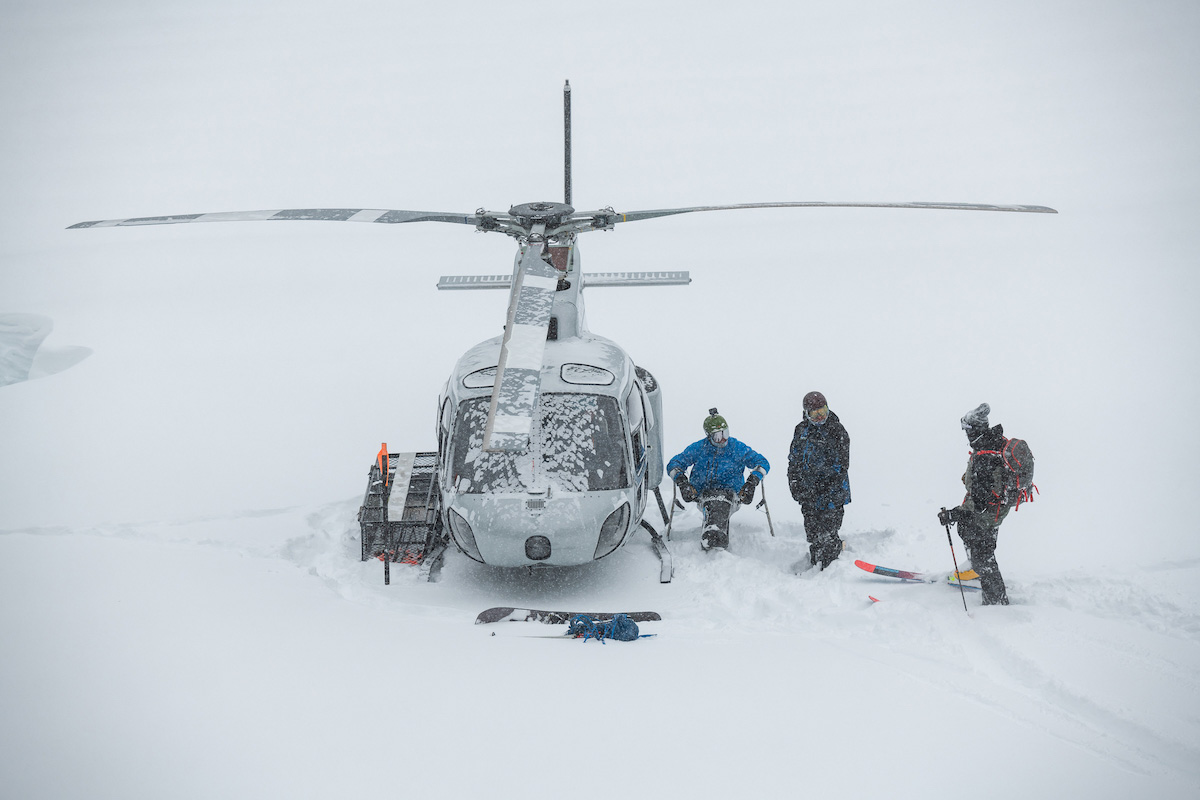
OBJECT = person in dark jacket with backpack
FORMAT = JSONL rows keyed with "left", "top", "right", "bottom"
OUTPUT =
{"left": 938, "top": 403, "right": 1011, "bottom": 606}
{"left": 788, "top": 391, "right": 851, "bottom": 570}
{"left": 667, "top": 408, "right": 770, "bottom": 551}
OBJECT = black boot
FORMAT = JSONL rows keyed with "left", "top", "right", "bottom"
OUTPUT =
{"left": 962, "top": 525, "right": 1007, "bottom": 606}
{"left": 818, "top": 537, "right": 844, "bottom": 570}
{"left": 980, "top": 578, "right": 1009, "bottom": 606}
{"left": 701, "top": 495, "right": 732, "bottom": 550}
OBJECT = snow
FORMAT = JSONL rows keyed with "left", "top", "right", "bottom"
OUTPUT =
{"left": 0, "top": 313, "right": 92, "bottom": 387}
{"left": 2, "top": 1, "right": 1199, "bottom": 798}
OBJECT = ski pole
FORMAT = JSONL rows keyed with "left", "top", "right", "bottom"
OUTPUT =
{"left": 665, "top": 482, "right": 678, "bottom": 541}
{"left": 756, "top": 479, "right": 776, "bottom": 537}
{"left": 942, "top": 507, "right": 969, "bottom": 615}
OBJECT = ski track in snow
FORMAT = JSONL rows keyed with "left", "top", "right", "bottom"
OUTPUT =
{"left": 962, "top": 619, "right": 1200, "bottom": 779}
{"left": 5, "top": 499, "right": 1199, "bottom": 788}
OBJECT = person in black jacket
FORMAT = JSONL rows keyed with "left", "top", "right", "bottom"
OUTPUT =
{"left": 938, "top": 403, "right": 1010, "bottom": 606}
{"left": 787, "top": 391, "right": 851, "bottom": 569}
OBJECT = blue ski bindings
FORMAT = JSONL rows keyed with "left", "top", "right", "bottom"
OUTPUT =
{"left": 566, "top": 613, "right": 641, "bottom": 642}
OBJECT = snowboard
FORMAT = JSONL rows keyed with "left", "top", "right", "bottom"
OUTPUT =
{"left": 475, "top": 607, "right": 663, "bottom": 625}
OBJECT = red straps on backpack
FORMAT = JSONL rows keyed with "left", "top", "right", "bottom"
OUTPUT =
{"left": 970, "top": 438, "right": 1038, "bottom": 516}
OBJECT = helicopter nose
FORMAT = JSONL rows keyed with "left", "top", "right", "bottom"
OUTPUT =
{"left": 525, "top": 536, "right": 551, "bottom": 561}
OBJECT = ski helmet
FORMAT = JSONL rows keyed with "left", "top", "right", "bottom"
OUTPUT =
{"left": 803, "top": 391, "right": 830, "bottom": 424}
{"left": 703, "top": 408, "right": 727, "bottom": 435}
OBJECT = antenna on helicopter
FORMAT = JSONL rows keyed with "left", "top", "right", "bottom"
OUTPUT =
{"left": 563, "top": 80, "right": 572, "bottom": 206}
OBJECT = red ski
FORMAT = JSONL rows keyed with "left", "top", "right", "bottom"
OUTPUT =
{"left": 854, "top": 560, "right": 981, "bottom": 590}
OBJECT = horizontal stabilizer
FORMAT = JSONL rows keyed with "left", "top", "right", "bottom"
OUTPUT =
{"left": 585, "top": 271, "right": 690, "bottom": 287}
{"left": 438, "top": 275, "right": 512, "bottom": 290}
{"left": 438, "top": 271, "right": 691, "bottom": 290}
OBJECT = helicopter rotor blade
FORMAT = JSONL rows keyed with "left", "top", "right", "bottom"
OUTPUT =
{"left": 68, "top": 208, "right": 481, "bottom": 229}
{"left": 608, "top": 200, "right": 1058, "bottom": 225}
{"left": 482, "top": 237, "right": 558, "bottom": 453}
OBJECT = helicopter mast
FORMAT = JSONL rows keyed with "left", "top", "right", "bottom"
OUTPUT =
{"left": 563, "top": 80, "right": 572, "bottom": 207}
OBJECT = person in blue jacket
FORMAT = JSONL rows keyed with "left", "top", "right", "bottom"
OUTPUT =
{"left": 667, "top": 408, "right": 770, "bottom": 551}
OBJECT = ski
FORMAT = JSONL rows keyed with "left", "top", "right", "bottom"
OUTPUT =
{"left": 475, "top": 607, "right": 663, "bottom": 625}
{"left": 854, "top": 559, "right": 937, "bottom": 582}
{"left": 854, "top": 560, "right": 981, "bottom": 590}
{"left": 946, "top": 573, "right": 982, "bottom": 591}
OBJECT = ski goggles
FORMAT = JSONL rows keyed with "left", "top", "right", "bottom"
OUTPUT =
{"left": 806, "top": 405, "right": 829, "bottom": 425}
{"left": 708, "top": 427, "right": 729, "bottom": 444}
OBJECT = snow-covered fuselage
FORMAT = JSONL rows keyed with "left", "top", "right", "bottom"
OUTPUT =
{"left": 436, "top": 331, "right": 664, "bottom": 568}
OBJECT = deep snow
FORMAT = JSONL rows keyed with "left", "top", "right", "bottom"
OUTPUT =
{"left": 3, "top": 498, "right": 1198, "bottom": 798}
{"left": 3, "top": 2, "right": 1199, "bottom": 798}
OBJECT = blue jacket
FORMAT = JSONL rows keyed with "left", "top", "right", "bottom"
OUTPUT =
{"left": 787, "top": 411, "right": 851, "bottom": 510}
{"left": 667, "top": 438, "right": 769, "bottom": 494}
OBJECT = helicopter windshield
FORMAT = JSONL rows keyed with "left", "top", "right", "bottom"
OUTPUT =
{"left": 451, "top": 394, "right": 628, "bottom": 493}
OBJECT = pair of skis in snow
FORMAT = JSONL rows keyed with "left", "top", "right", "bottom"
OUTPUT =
{"left": 855, "top": 559, "right": 981, "bottom": 602}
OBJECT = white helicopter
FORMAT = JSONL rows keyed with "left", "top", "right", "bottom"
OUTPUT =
{"left": 70, "top": 82, "right": 1056, "bottom": 584}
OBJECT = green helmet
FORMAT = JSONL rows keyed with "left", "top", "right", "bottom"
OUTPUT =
{"left": 703, "top": 408, "right": 727, "bottom": 435}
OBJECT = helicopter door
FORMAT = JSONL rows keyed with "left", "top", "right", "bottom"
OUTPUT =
{"left": 438, "top": 396, "right": 454, "bottom": 487}
{"left": 625, "top": 385, "right": 648, "bottom": 517}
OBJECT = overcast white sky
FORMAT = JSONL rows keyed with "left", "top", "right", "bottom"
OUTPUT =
{"left": 2, "top": 1, "right": 1198, "bottom": 569}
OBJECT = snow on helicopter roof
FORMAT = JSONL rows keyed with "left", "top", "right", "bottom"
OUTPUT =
{"left": 449, "top": 332, "right": 634, "bottom": 402}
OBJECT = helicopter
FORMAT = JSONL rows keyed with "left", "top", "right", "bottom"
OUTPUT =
{"left": 70, "top": 81, "right": 1056, "bottom": 585}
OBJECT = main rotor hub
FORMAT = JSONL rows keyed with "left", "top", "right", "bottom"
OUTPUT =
{"left": 508, "top": 201, "right": 575, "bottom": 226}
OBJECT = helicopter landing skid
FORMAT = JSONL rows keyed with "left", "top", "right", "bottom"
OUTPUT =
{"left": 357, "top": 450, "right": 447, "bottom": 584}
{"left": 639, "top": 519, "right": 674, "bottom": 583}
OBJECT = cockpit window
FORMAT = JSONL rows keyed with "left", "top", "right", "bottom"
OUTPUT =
{"left": 451, "top": 394, "right": 628, "bottom": 493}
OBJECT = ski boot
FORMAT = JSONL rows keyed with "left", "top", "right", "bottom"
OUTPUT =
{"left": 700, "top": 527, "right": 728, "bottom": 551}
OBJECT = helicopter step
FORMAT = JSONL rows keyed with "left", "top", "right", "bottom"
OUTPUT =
{"left": 357, "top": 449, "right": 447, "bottom": 584}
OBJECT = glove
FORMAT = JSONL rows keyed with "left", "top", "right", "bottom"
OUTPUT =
{"left": 739, "top": 474, "right": 761, "bottom": 505}
{"left": 938, "top": 507, "right": 963, "bottom": 526}
{"left": 675, "top": 474, "right": 698, "bottom": 503}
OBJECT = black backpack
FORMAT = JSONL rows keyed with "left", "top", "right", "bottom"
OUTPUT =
{"left": 967, "top": 436, "right": 1037, "bottom": 517}
{"left": 990, "top": 437, "right": 1037, "bottom": 510}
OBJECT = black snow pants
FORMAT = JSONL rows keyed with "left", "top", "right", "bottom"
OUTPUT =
{"left": 957, "top": 512, "right": 1008, "bottom": 605}
{"left": 802, "top": 505, "right": 844, "bottom": 569}
{"left": 700, "top": 490, "right": 737, "bottom": 549}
